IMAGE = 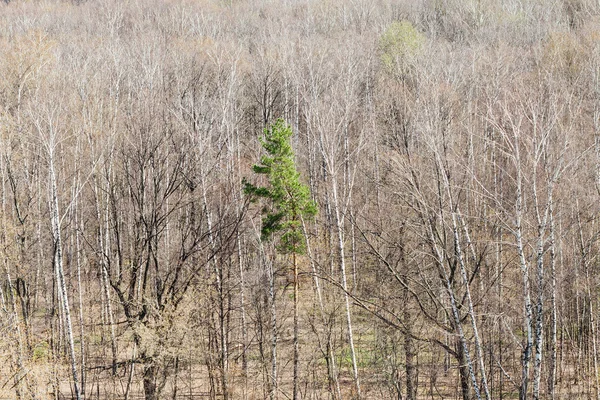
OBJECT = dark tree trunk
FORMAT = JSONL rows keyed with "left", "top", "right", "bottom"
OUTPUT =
{"left": 403, "top": 277, "right": 417, "bottom": 400}
{"left": 144, "top": 362, "right": 158, "bottom": 400}
{"left": 405, "top": 326, "right": 417, "bottom": 400}
{"left": 458, "top": 340, "right": 472, "bottom": 400}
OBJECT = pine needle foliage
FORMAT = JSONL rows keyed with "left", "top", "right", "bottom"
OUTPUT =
{"left": 243, "top": 118, "right": 317, "bottom": 254}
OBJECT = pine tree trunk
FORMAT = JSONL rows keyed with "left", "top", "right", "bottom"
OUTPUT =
{"left": 293, "top": 250, "right": 299, "bottom": 400}
{"left": 269, "top": 256, "right": 278, "bottom": 400}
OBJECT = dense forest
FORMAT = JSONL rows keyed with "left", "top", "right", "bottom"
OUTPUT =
{"left": 1, "top": 0, "right": 599, "bottom": 399}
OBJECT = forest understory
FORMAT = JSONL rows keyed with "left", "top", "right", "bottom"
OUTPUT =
{"left": 2, "top": 0, "right": 600, "bottom": 399}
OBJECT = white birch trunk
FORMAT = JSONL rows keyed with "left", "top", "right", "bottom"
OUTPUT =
{"left": 532, "top": 214, "right": 546, "bottom": 400}
{"left": 74, "top": 195, "right": 86, "bottom": 396}
{"left": 93, "top": 178, "right": 118, "bottom": 375}
{"left": 547, "top": 201, "right": 557, "bottom": 399}
{"left": 424, "top": 217, "right": 481, "bottom": 400}
{"left": 49, "top": 154, "right": 81, "bottom": 400}
{"left": 331, "top": 178, "right": 361, "bottom": 398}
{"left": 452, "top": 212, "right": 491, "bottom": 400}
{"left": 201, "top": 174, "right": 229, "bottom": 399}
{"left": 515, "top": 143, "right": 533, "bottom": 400}
{"left": 531, "top": 150, "right": 551, "bottom": 400}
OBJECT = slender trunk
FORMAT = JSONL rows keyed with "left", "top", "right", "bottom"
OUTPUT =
{"left": 397, "top": 234, "right": 417, "bottom": 400}
{"left": 124, "top": 342, "right": 136, "bottom": 400}
{"left": 438, "top": 145, "right": 488, "bottom": 399}
{"left": 547, "top": 202, "right": 557, "bottom": 399}
{"left": 202, "top": 173, "right": 228, "bottom": 399}
{"left": 74, "top": 198, "right": 86, "bottom": 397}
{"left": 452, "top": 213, "right": 491, "bottom": 400}
{"left": 532, "top": 175, "right": 551, "bottom": 400}
{"left": 331, "top": 180, "right": 361, "bottom": 398}
{"left": 424, "top": 217, "right": 481, "bottom": 400}
{"left": 589, "top": 285, "right": 600, "bottom": 400}
{"left": 50, "top": 267, "right": 59, "bottom": 399}
{"left": 172, "top": 357, "right": 180, "bottom": 400}
{"left": 293, "top": 250, "right": 299, "bottom": 400}
{"left": 143, "top": 360, "right": 158, "bottom": 400}
{"left": 458, "top": 338, "right": 473, "bottom": 400}
{"left": 218, "top": 264, "right": 228, "bottom": 400}
{"left": 235, "top": 123, "right": 249, "bottom": 398}
{"left": 0, "top": 156, "right": 26, "bottom": 399}
{"left": 35, "top": 206, "right": 43, "bottom": 312}
{"left": 3, "top": 258, "right": 26, "bottom": 399}
{"left": 578, "top": 205, "right": 600, "bottom": 400}
{"left": 269, "top": 254, "right": 278, "bottom": 400}
{"left": 515, "top": 144, "right": 533, "bottom": 400}
{"left": 517, "top": 228, "right": 533, "bottom": 400}
{"left": 302, "top": 218, "right": 341, "bottom": 399}
{"left": 94, "top": 179, "right": 118, "bottom": 375}
{"left": 237, "top": 233, "right": 249, "bottom": 387}
{"left": 447, "top": 276, "right": 481, "bottom": 400}
{"left": 404, "top": 305, "right": 417, "bottom": 400}
{"left": 532, "top": 225, "right": 544, "bottom": 400}
{"left": 49, "top": 155, "right": 81, "bottom": 400}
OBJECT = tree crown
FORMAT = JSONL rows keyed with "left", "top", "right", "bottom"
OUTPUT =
{"left": 243, "top": 118, "right": 317, "bottom": 254}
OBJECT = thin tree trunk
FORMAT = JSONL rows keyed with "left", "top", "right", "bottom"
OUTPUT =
{"left": 74, "top": 195, "right": 86, "bottom": 397}
{"left": 532, "top": 174, "right": 552, "bottom": 400}
{"left": 237, "top": 232, "right": 249, "bottom": 391}
{"left": 452, "top": 212, "right": 491, "bottom": 400}
{"left": 514, "top": 142, "right": 533, "bottom": 400}
{"left": 445, "top": 277, "right": 481, "bottom": 400}
{"left": 423, "top": 217, "right": 481, "bottom": 400}
{"left": 269, "top": 254, "right": 278, "bottom": 400}
{"left": 124, "top": 342, "right": 136, "bottom": 400}
{"left": 2, "top": 257, "right": 26, "bottom": 400}
{"left": 397, "top": 237, "right": 417, "bottom": 400}
{"left": 458, "top": 338, "right": 473, "bottom": 400}
{"left": 293, "top": 249, "right": 299, "bottom": 400}
{"left": 404, "top": 304, "right": 417, "bottom": 400}
{"left": 0, "top": 153, "right": 26, "bottom": 399}
{"left": 547, "top": 201, "right": 557, "bottom": 399}
{"left": 589, "top": 284, "right": 600, "bottom": 400}
{"left": 202, "top": 172, "right": 229, "bottom": 400}
{"left": 143, "top": 360, "right": 158, "bottom": 400}
{"left": 577, "top": 205, "right": 600, "bottom": 400}
{"left": 302, "top": 218, "right": 341, "bottom": 400}
{"left": 331, "top": 179, "right": 361, "bottom": 398}
{"left": 94, "top": 178, "right": 118, "bottom": 376}
{"left": 49, "top": 155, "right": 81, "bottom": 400}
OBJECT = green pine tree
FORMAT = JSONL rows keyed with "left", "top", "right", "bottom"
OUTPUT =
{"left": 243, "top": 118, "right": 316, "bottom": 400}
{"left": 243, "top": 118, "right": 317, "bottom": 253}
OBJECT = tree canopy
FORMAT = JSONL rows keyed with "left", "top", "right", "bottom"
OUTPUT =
{"left": 244, "top": 118, "right": 317, "bottom": 254}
